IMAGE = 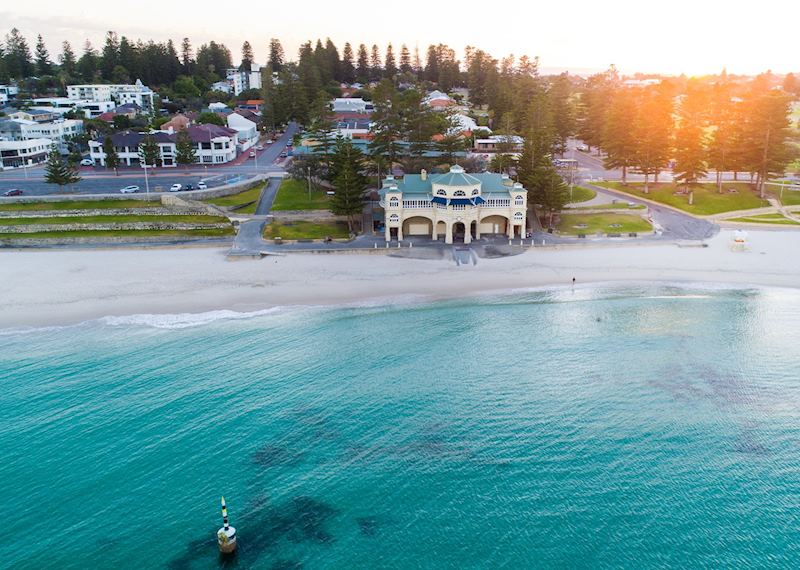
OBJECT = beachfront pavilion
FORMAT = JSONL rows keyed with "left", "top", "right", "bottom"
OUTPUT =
{"left": 378, "top": 166, "right": 528, "bottom": 244}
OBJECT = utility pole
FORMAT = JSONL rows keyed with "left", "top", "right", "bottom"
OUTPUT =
{"left": 307, "top": 166, "right": 311, "bottom": 201}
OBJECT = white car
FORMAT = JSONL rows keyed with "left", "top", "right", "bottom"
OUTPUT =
{"left": 169, "top": 183, "right": 182, "bottom": 192}
{"left": 197, "top": 181, "right": 207, "bottom": 190}
{"left": 120, "top": 185, "right": 139, "bottom": 194}
{"left": 249, "top": 151, "right": 256, "bottom": 158}
{"left": 255, "top": 145, "right": 264, "bottom": 151}
{"left": 80, "top": 158, "right": 94, "bottom": 167}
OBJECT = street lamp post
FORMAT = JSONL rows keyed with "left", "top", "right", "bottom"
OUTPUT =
{"left": 307, "top": 166, "right": 311, "bottom": 201}
{"left": 143, "top": 162, "right": 150, "bottom": 195}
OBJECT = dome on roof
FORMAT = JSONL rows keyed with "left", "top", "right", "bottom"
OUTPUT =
{"left": 449, "top": 165, "right": 465, "bottom": 174}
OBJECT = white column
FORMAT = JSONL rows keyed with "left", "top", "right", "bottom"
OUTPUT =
{"left": 445, "top": 222, "right": 453, "bottom": 245}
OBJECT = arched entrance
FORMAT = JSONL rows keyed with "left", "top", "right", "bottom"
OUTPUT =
{"left": 435, "top": 221, "right": 446, "bottom": 241}
{"left": 470, "top": 221, "right": 477, "bottom": 240}
{"left": 402, "top": 216, "right": 433, "bottom": 237}
{"left": 452, "top": 222, "right": 466, "bottom": 242}
{"left": 479, "top": 215, "right": 508, "bottom": 236}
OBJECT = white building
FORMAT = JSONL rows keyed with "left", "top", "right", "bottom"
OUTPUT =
{"left": 474, "top": 135, "right": 524, "bottom": 153}
{"left": 331, "top": 98, "right": 373, "bottom": 113}
{"left": 88, "top": 124, "right": 238, "bottom": 168}
{"left": 29, "top": 97, "right": 115, "bottom": 119}
{"left": 211, "top": 81, "right": 232, "bottom": 94}
{"left": 379, "top": 166, "right": 528, "bottom": 244}
{"left": 226, "top": 112, "right": 258, "bottom": 152}
{"left": 0, "top": 137, "right": 52, "bottom": 169}
{"left": 226, "top": 64, "right": 263, "bottom": 96}
{"left": 334, "top": 118, "right": 371, "bottom": 140}
{"left": 67, "top": 80, "right": 155, "bottom": 111}
{"left": 0, "top": 85, "right": 19, "bottom": 102}
{"left": 0, "top": 118, "right": 83, "bottom": 154}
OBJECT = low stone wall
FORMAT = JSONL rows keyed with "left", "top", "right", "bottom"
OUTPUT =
{"left": 0, "top": 207, "right": 207, "bottom": 219}
{"left": 0, "top": 222, "right": 231, "bottom": 233}
{"left": 0, "top": 235, "right": 233, "bottom": 247}
{"left": 160, "top": 194, "right": 225, "bottom": 216}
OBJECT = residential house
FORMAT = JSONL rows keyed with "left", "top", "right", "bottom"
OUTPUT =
{"left": 187, "top": 124, "right": 238, "bottom": 164}
{"left": 331, "top": 98, "right": 373, "bottom": 114}
{"left": 211, "top": 81, "right": 232, "bottom": 94}
{"left": 161, "top": 113, "right": 192, "bottom": 133}
{"left": 8, "top": 109, "right": 60, "bottom": 123}
{"left": 236, "top": 100, "right": 264, "bottom": 113}
{"left": 0, "top": 137, "right": 52, "bottom": 169}
{"left": 378, "top": 166, "right": 528, "bottom": 243}
{"left": 473, "top": 135, "right": 524, "bottom": 154}
{"left": 335, "top": 119, "right": 372, "bottom": 140}
{"left": 0, "top": 85, "right": 19, "bottom": 103}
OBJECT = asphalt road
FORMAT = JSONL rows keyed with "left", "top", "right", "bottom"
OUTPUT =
{"left": 0, "top": 122, "right": 298, "bottom": 197}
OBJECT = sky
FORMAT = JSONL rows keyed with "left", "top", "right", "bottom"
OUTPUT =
{"left": 1, "top": 0, "right": 794, "bottom": 77}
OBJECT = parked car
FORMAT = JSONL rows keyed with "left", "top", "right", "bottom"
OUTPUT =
{"left": 576, "top": 144, "right": 589, "bottom": 152}
{"left": 183, "top": 184, "right": 194, "bottom": 191}
{"left": 169, "top": 183, "right": 182, "bottom": 192}
{"left": 265, "top": 138, "right": 274, "bottom": 144}
{"left": 120, "top": 185, "right": 139, "bottom": 194}
{"left": 249, "top": 150, "right": 256, "bottom": 158}
{"left": 197, "top": 181, "right": 208, "bottom": 190}
{"left": 3, "top": 189, "right": 23, "bottom": 196}
{"left": 255, "top": 145, "right": 264, "bottom": 151}
{"left": 279, "top": 150, "right": 288, "bottom": 158}
{"left": 80, "top": 158, "right": 95, "bottom": 166}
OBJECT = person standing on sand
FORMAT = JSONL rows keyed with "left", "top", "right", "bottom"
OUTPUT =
{"left": 572, "top": 277, "right": 576, "bottom": 285}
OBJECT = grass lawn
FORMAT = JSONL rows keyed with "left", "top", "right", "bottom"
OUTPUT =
{"left": 726, "top": 213, "right": 800, "bottom": 226}
{"left": 596, "top": 182, "right": 769, "bottom": 215}
{"left": 0, "top": 215, "right": 230, "bottom": 225}
{"left": 271, "top": 179, "right": 332, "bottom": 211}
{"left": 0, "top": 199, "right": 155, "bottom": 212}
{"left": 556, "top": 213, "right": 652, "bottom": 236}
{"left": 263, "top": 220, "right": 350, "bottom": 240}
{"left": 567, "top": 186, "right": 597, "bottom": 203}
{"left": 205, "top": 182, "right": 265, "bottom": 213}
{"left": 772, "top": 189, "right": 800, "bottom": 206}
{"left": 0, "top": 228, "right": 234, "bottom": 239}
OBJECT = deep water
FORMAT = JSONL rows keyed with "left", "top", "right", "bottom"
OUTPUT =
{"left": 2, "top": 284, "right": 800, "bottom": 569}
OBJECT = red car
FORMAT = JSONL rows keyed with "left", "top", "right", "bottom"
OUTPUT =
{"left": 3, "top": 189, "right": 23, "bottom": 196}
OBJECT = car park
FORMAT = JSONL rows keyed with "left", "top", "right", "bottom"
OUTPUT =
{"left": 120, "top": 185, "right": 139, "bottom": 194}
{"left": 169, "top": 183, "right": 182, "bottom": 192}
{"left": 80, "top": 158, "right": 95, "bottom": 166}
{"left": 3, "top": 189, "right": 23, "bottom": 196}
{"left": 197, "top": 181, "right": 207, "bottom": 190}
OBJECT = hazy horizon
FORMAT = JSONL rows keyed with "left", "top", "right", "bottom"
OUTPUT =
{"left": 1, "top": 0, "right": 796, "bottom": 77}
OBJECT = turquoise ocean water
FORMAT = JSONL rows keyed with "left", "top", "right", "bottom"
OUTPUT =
{"left": 2, "top": 284, "right": 800, "bottom": 569}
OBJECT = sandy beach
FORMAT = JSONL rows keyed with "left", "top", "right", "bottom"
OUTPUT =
{"left": 2, "top": 228, "right": 800, "bottom": 328}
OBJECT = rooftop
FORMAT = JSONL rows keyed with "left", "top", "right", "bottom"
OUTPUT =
{"left": 382, "top": 165, "right": 523, "bottom": 195}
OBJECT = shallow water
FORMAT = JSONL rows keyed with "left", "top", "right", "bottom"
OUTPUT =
{"left": 2, "top": 284, "right": 800, "bottom": 568}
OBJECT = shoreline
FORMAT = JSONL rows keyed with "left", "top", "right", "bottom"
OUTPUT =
{"left": 2, "top": 229, "right": 799, "bottom": 329}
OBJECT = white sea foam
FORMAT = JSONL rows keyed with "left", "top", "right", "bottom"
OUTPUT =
{"left": 97, "top": 307, "right": 289, "bottom": 329}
